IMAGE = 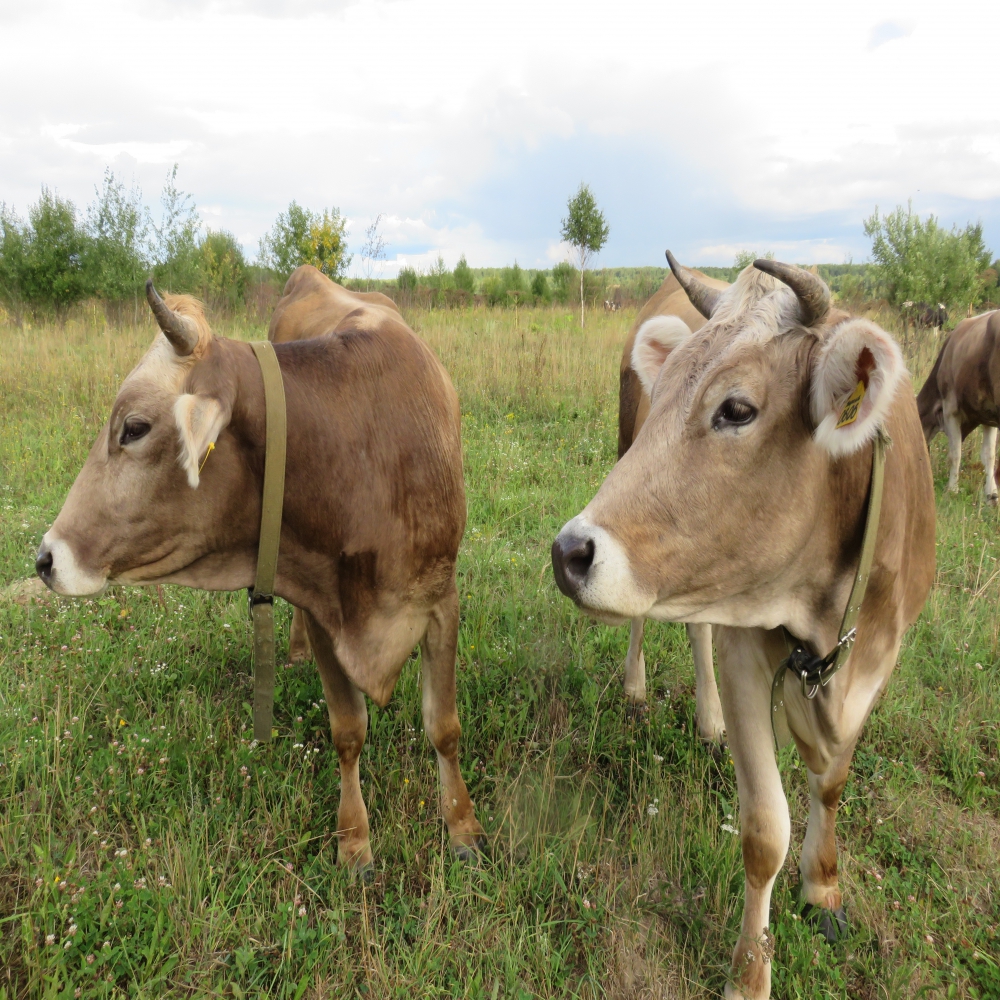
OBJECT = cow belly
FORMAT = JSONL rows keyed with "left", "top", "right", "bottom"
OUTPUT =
{"left": 333, "top": 604, "right": 429, "bottom": 706}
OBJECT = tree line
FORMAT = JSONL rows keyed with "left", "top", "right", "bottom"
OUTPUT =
{"left": 0, "top": 167, "right": 350, "bottom": 325}
{"left": 1, "top": 166, "right": 997, "bottom": 327}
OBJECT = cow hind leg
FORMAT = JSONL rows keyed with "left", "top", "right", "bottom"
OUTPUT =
{"left": 981, "top": 427, "right": 998, "bottom": 503}
{"left": 687, "top": 623, "right": 725, "bottom": 746}
{"left": 797, "top": 748, "right": 855, "bottom": 943}
{"left": 420, "top": 586, "right": 485, "bottom": 858}
{"left": 623, "top": 617, "right": 646, "bottom": 707}
{"left": 302, "top": 612, "right": 372, "bottom": 872}
{"left": 943, "top": 410, "right": 963, "bottom": 492}
{"left": 716, "top": 627, "right": 789, "bottom": 1000}
{"left": 288, "top": 606, "right": 313, "bottom": 662}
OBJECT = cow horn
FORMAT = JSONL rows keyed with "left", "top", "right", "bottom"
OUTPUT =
{"left": 665, "top": 250, "right": 722, "bottom": 319}
{"left": 752, "top": 259, "right": 830, "bottom": 327}
{"left": 145, "top": 279, "right": 198, "bottom": 356}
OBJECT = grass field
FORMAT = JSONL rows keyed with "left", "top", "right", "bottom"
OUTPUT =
{"left": 1, "top": 303, "right": 999, "bottom": 999}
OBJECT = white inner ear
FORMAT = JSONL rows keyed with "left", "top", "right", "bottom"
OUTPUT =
{"left": 631, "top": 315, "right": 693, "bottom": 397}
{"left": 811, "top": 319, "right": 905, "bottom": 458}
{"left": 174, "top": 394, "right": 228, "bottom": 488}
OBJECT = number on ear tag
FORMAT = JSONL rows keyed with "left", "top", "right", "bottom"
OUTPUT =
{"left": 836, "top": 380, "right": 866, "bottom": 428}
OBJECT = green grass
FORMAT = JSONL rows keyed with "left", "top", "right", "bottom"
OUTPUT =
{"left": 1, "top": 305, "right": 999, "bottom": 999}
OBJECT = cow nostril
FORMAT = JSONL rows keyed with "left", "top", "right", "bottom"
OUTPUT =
{"left": 35, "top": 545, "right": 53, "bottom": 583}
{"left": 551, "top": 533, "right": 596, "bottom": 598}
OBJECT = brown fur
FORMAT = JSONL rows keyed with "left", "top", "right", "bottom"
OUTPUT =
{"left": 41, "top": 273, "right": 484, "bottom": 866}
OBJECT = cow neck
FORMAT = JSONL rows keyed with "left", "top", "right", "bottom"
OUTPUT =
{"left": 770, "top": 427, "right": 888, "bottom": 753}
{"left": 246, "top": 340, "right": 287, "bottom": 744}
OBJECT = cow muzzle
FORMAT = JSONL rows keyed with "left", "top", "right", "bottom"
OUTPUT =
{"left": 550, "top": 515, "right": 654, "bottom": 623}
{"left": 35, "top": 532, "right": 107, "bottom": 596}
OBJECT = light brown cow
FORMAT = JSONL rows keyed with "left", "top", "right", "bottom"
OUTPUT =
{"left": 552, "top": 258, "right": 934, "bottom": 999}
{"left": 268, "top": 265, "right": 406, "bottom": 663}
{"left": 36, "top": 281, "right": 484, "bottom": 871}
{"left": 617, "top": 268, "right": 730, "bottom": 744}
{"left": 917, "top": 309, "right": 1000, "bottom": 502}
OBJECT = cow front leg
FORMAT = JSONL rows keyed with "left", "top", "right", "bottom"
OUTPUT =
{"left": 943, "top": 410, "right": 963, "bottom": 492}
{"left": 623, "top": 617, "right": 646, "bottom": 706}
{"left": 716, "top": 627, "right": 789, "bottom": 1000}
{"left": 302, "top": 612, "right": 372, "bottom": 871}
{"left": 288, "top": 607, "right": 313, "bottom": 662}
{"left": 981, "top": 426, "right": 998, "bottom": 503}
{"left": 798, "top": 748, "right": 855, "bottom": 942}
{"left": 420, "top": 586, "right": 485, "bottom": 858}
{"left": 687, "top": 623, "right": 725, "bottom": 745}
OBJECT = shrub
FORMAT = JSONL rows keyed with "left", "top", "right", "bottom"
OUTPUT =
{"left": 530, "top": 271, "right": 550, "bottom": 304}
{"left": 453, "top": 254, "right": 475, "bottom": 293}
{"left": 21, "top": 188, "right": 92, "bottom": 321}
{"left": 864, "top": 201, "right": 992, "bottom": 314}
{"left": 550, "top": 262, "right": 577, "bottom": 305}
{"left": 397, "top": 267, "right": 418, "bottom": 293}
{"left": 86, "top": 168, "right": 149, "bottom": 305}
{"left": 199, "top": 229, "right": 248, "bottom": 310}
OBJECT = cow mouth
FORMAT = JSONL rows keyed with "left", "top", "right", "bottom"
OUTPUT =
{"left": 35, "top": 535, "right": 109, "bottom": 597}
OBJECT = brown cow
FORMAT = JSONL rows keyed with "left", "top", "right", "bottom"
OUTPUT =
{"left": 268, "top": 265, "right": 406, "bottom": 662}
{"left": 617, "top": 268, "right": 730, "bottom": 744}
{"left": 917, "top": 309, "right": 1000, "bottom": 502}
{"left": 552, "top": 258, "right": 934, "bottom": 999}
{"left": 35, "top": 281, "right": 484, "bottom": 871}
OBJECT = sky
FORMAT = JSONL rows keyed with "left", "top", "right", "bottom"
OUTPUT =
{"left": 1, "top": 0, "right": 998, "bottom": 276}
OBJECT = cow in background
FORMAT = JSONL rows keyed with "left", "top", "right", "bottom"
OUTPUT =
{"left": 269, "top": 265, "right": 404, "bottom": 662}
{"left": 616, "top": 266, "right": 730, "bottom": 745}
{"left": 917, "top": 309, "right": 1000, "bottom": 502}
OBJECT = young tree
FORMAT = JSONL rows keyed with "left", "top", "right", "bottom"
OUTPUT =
{"left": 199, "top": 229, "right": 248, "bottom": 310}
{"left": 86, "top": 168, "right": 149, "bottom": 311}
{"left": 550, "top": 261, "right": 577, "bottom": 305}
{"left": 260, "top": 202, "right": 350, "bottom": 281}
{"left": 0, "top": 203, "right": 28, "bottom": 325}
{"left": 303, "top": 208, "right": 351, "bottom": 280}
{"left": 397, "top": 266, "right": 418, "bottom": 294}
{"left": 22, "top": 187, "right": 92, "bottom": 322}
{"left": 864, "top": 202, "right": 992, "bottom": 313}
{"left": 453, "top": 254, "right": 475, "bottom": 293}
{"left": 560, "top": 183, "right": 609, "bottom": 326}
{"left": 152, "top": 165, "right": 201, "bottom": 292}
{"left": 360, "top": 214, "right": 388, "bottom": 290}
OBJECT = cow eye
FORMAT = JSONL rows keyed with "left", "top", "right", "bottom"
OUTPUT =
{"left": 713, "top": 398, "right": 757, "bottom": 429}
{"left": 120, "top": 419, "right": 151, "bottom": 445}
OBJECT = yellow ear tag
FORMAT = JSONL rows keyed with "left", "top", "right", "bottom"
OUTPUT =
{"left": 836, "top": 380, "right": 866, "bottom": 428}
{"left": 199, "top": 441, "right": 215, "bottom": 474}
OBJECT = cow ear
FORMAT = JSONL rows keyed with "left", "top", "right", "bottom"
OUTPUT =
{"left": 631, "top": 316, "right": 693, "bottom": 397}
{"left": 173, "top": 394, "right": 231, "bottom": 488}
{"left": 811, "top": 319, "right": 905, "bottom": 457}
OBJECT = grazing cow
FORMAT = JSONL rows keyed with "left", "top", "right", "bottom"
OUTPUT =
{"left": 917, "top": 309, "right": 1000, "bottom": 502}
{"left": 552, "top": 257, "right": 934, "bottom": 999}
{"left": 617, "top": 267, "right": 730, "bottom": 745}
{"left": 35, "top": 282, "right": 484, "bottom": 871}
{"left": 268, "top": 265, "right": 405, "bottom": 663}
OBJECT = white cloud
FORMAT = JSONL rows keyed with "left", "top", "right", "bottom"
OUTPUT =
{"left": 0, "top": 0, "right": 997, "bottom": 268}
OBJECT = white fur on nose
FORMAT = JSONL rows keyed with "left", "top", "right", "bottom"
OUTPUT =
{"left": 42, "top": 532, "right": 107, "bottom": 596}
{"left": 558, "top": 515, "right": 654, "bottom": 621}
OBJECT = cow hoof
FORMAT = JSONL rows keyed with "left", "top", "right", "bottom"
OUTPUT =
{"left": 624, "top": 700, "right": 649, "bottom": 723}
{"left": 702, "top": 736, "right": 728, "bottom": 762}
{"left": 986, "top": 493, "right": 998, "bottom": 507}
{"left": 452, "top": 834, "right": 487, "bottom": 863}
{"left": 801, "top": 902, "right": 848, "bottom": 943}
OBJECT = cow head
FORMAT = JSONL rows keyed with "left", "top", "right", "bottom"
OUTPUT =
{"left": 35, "top": 282, "right": 250, "bottom": 596}
{"left": 551, "top": 255, "right": 905, "bottom": 631}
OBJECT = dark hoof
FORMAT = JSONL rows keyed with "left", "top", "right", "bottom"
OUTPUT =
{"left": 356, "top": 863, "right": 374, "bottom": 884}
{"left": 701, "top": 737, "right": 728, "bottom": 762}
{"left": 624, "top": 700, "right": 649, "bottom": 723}
{"left": 801, "top": 902, "right": 848, "bottom": 943}
{"left": 452, "top": 834, "right": 487, "bottom": 862}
